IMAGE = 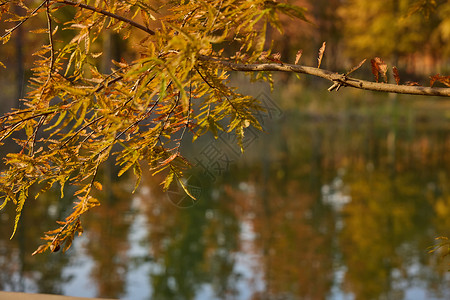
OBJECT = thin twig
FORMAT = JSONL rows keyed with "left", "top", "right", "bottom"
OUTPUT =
{"left": 57, "top": 0, "right": 155, "bottom": 35}
{"left": 195, "top": 66, "right": 247, "bottom": 118}
{"left": 0, "top": 111, "right": 56, "bottom": 137}
{"left": 1, "top": 1, "right": 47, "bottom": 39}
{"left": 199, "top": 55, "right": 450, "bottom": 97}
{"left": 30, "top": 115, "right": 47, "bottom": 156}
{"left": 158, "top": 91, "right": 181, "bottom": 139}
{"left": 96, "top": 95, "right": 163, "bottom": 156}
{"left": 210, "top": 0, "right": 224, "bottom": 30}
{"left": 46, "top": 1, "right": 55, "bottom": 72}
{"left": 39, "top": 0, "right": 56, "bottom": 100}
{"left": 59, "top": 116, "right": 103, "bottom": 149}
{"left": 176, "top": 80, "right": 193, "bottom": 154}
{"left": 94, "top": 75, "right": 123, "bottom": 93}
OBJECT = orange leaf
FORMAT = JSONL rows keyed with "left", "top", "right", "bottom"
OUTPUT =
{"left": 370, "top": 59, "right": 380, "bottom": 82}
{"left": 1, "top": 3, "right": 9, "bottom": 14}
{"left": 267, "top": 52, "right": 282, "bottom": 64}
{"left": 440, "top": 76, "right": 450, "bottom": 87}
{"left": 140, "top": 10, "right": 151, "bottom": 29}
{"left": 159, "top": 153, "right": 178, "bottom": 166}
{"left": 371, "top": 57, "right": 388, "bottom": 83}
{"left": 405, "top": 81, "right": 421, "bottom": 86}
{"left": 259, "top": 51, "right": 268, "bottom": 61}
{"left": 317, "top": 42, "right": 326, "bottom": 68}
{"left": 375, "top": 57, "right": 387, "bottom": 83}
{"left": 93, "top": 181, "right": 103, "bottom": 191}
{"left": 393, "top": 67, "right": 400, "bottom": 85}
{"left": 430, "top": 74, "right": 439, "bottom": 87}
{"left": 32, "top": 244, "right": 49, "bottom": 256}
{"left": 295, "top": 49, "right": 303, "bottom": 65}
{"left": 430, "top": 74, "right": 450, "bottom": 87}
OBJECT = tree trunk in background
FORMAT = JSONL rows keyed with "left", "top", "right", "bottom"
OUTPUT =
{"left": 14, "top": 5, "right": 25, "bottom": 109}
{"left": 311, "top": 0, "right": 341, "bottom": 70}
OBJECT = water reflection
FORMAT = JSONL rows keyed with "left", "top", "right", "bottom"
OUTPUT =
{"left": 0, "top": 112, "right": 449, "bottom": 299}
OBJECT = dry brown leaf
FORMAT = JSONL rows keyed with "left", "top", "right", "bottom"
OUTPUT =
{"left": 430, "top": 74, "right": 450, "bottom": 87}
{"left": 439, "top": 76, "right": 450, "bottom": 87}
{"left": 295, "top": 49, "right": 303, "bottom": 64}
{"left": 267, "top": 52, "right": 282, "bottom": 64}
{"left": 393, "top": 67, "right": 400, "bottom": 85}
{"left": 375, "top": 57, "right": 387, "bottom": 83}
{"left": 430, "top": 74, "right": 439, "bottom": 87}
{"left": 371, "top": 57, "right": 388, "bottom": 83}
{"left": 405, "top": 81, "right": 421, "bottom": 86}
{"left": 273, "top": 52, "right": 281, "bottom": 61}
{"left": 370, "top": 59, "right": 380, "bottom": 82}
{"left": 317, "top": 42, "right": 326, "bottom": 68}
{"left": 259, "top": 51, "right": 268, "bottom": 61}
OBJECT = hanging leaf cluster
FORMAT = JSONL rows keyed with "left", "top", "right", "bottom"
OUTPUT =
{"left": 369, "top": 56, "right": 450, "bottom": 88}
{"left": 0, "top": 0, "right": 307, "bottom": 254}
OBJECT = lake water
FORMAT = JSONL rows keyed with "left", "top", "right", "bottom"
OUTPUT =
{"left": 0, "top": 91, "right": 450, "bottom": 299}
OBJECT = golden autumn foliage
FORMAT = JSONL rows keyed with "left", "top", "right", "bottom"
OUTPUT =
{"left": 0, "top": 0, "right": 307, "bottom": 254}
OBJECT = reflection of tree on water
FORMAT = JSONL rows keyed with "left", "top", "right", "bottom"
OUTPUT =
{"left": 141, "top": 170, "right": 240, "bottom": 299}
{"left": 340, "top": 171, "right": 431, "bottom": 299}
{"left": 0, "top": 110, "right": 449, "bottom": 299}
{"left": 0, "top": 184, "right": 71, "bottom": 294}
{"left": 229, "top": 121, "right": 336, "bottom": 299}
{"left": 131, "top": 113, "right": 450, "bottom": 299}
{"left": 82, "top": 168, "right": 135, "bottom": 299}
{"left": 227, "top": 112, "right": 450, "bottom": 299}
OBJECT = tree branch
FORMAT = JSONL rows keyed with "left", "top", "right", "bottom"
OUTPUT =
{"left": 51, "top": 2, "right": 449, "bottom": 98}
{"left": 57, "top": 0, "right": 155, "bottom": 35}
{"left": 1, "top": 1, "right": 47, "bottom": 39}
{"left": 10, "top": 1, "right": 448, "bottom": 98}
{"left": 199, "top": 56, "right": 450, "bottom": 97}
